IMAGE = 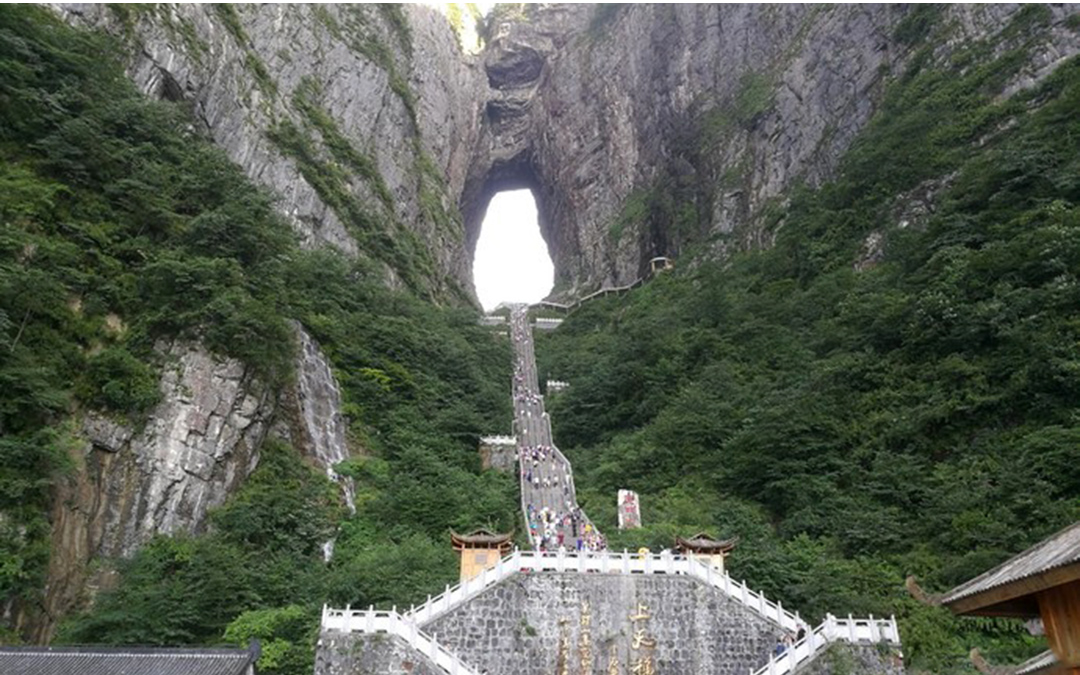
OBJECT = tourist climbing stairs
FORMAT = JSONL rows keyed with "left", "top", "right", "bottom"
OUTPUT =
{"left": 510, "top": 305, "right": 601, "bottom": 551}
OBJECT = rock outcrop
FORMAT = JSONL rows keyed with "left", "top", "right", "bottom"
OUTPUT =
{"left": 34, "top": 329, "right": 358, "bottom": 640}
{"left": 39, "top": 342, "right": 272, "bottom": 642}
{"left": 57, "top": 3, "right": 487, "bottom": 299}
{"left": 280, "top": 326, "right": 355, "bottom": 514}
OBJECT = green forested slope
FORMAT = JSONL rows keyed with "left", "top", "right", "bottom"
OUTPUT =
{"left": 0, "top": 6, "right": 514, "bottom": 669}
{"left": 537, "top": 16, "right": 1080, "bottom": 674}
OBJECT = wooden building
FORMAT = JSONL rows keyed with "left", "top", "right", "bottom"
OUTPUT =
{"left": 452, "top": 529, "right": 514, "bottom": 582}
{"left": 940, "top": 520, "right": 1080, "bottom": 675}
{"left": 675, "top": 533, "right": 737, "bottom": 574}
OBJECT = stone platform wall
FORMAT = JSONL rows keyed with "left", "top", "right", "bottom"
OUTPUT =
{"left": 315, "top": 632, "right": 442, "bottom": 675}
{"left": 422, "top": 572, "right": 782, "bottom": 675}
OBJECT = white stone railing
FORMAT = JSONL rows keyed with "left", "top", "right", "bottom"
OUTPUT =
{"left": 479, "top": 315, "right": 506, "bottom": 326}
{"left": 533, "top": 317, "right": 564, "bottom": 329}
{"left": 391, "top": 550, "right": 808, "bottom": 631}
{"left": 546, "top": 380, "right": 569, "bottom": 392}
{"left": 750, "top": 613, "right": 900, "bottom": 675}
{"left": 527, "top": 277, "right": 646, "bottom": 316}
{"left": 321, "top": 607, "right": 481, "bottom": 675}
{"left": 479, "top": 435, "right": 517, "bottom": 446}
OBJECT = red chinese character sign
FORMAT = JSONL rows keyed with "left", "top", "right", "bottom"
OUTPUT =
{"left": 617, "top": 489, "right": 641, "bottom": 529}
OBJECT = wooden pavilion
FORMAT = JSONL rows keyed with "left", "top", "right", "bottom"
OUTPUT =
{"left": 939, "top": 520, "right": 1080, "bottom": 675}
{"left": 675, "top": 533, "right": 738, "bottom": 574}
{"left": 451, "top": 529, "right": 514, "bottom": 582}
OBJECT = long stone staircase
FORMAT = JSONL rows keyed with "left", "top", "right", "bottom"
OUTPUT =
{"left": 317, "top": 305, "right": 902, "bottom": 675}
{"left": 510, "top": 304, "right": 601, "bottom": 551}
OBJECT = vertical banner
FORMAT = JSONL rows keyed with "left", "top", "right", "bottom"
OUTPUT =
{"left": 617, "top": 489, "right": 641, "bottom": 529}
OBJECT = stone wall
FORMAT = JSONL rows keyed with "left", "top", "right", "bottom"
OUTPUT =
{"left": 315, "top": 631, "right": 442, "bottom": 675}
{"left": 422, "top": 572, "right": 782, "bottom": 675}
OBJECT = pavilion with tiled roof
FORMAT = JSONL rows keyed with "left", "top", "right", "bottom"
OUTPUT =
{"left": 675, "top": 533, "right": 738, "bottom": 573}
{"left": 941, "top": 520, "right": 1080, "bottom": 674}
{"left": 0, "top": 644, "right": 259, "bottom": 675}
{"left": 451, "top": 529, "right": 514, "bottom": 582}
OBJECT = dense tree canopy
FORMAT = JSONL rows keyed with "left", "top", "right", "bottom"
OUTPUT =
{"left": 537, "top": 19, "right": 1080, "bottom": 673}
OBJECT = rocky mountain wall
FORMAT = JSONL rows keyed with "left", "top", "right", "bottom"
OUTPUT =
{"left": 58, "top": 3, "right": 487, "bottom": 299}
{"left": 25, "top": 324, "right": 359, "bottom": 641}
{"left": 56, "top": 4, "right": 1080, "bottom": 299}
{"left": 466, "top": 4, "right": 1080, "bottom": 297}
{"left": 35, "top": 342, "right": 271, "bottom": 642}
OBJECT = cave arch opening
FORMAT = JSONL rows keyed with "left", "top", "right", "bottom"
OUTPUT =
{"left": 472, "top": 188, "right": 553, "bottom": 311}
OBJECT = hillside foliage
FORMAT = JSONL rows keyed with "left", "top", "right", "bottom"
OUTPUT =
{"left": 537, "top": 17, "right": 1080, "bottom": 674}
{"left": 0, "top": 6, "right": 513, "bottom": 670}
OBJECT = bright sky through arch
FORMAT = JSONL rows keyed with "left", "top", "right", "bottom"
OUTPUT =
{"left": 473, "top": 190, "right": 553, "bottom": 311}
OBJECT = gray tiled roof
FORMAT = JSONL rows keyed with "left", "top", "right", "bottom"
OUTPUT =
{"left": 941, "top": 520, "right": 1080, "bottom": 608}
{"left": 0, "top": 645, "right": 257, "bottom": 675}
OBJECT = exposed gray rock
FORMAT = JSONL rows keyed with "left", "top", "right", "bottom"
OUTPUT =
{"left": 54, "top": 4, "right": 1080, "bottom": 300}
{"left": 55, "top": 3, "right": 487, "bottom": 299}
{"left": 39, "top": 342, "right": 272, "bottom": 642}
{"left": 82, "top": 414, "right": 134, "bottom": 454}
{"left": 288, "top": 327, "right": 355, "bottom": 514}
{"left": 461, "top": 4, "right": 1080, "bottom": 298}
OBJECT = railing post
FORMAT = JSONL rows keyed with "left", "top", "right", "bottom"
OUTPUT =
{"left": 623, "top": 550, "right": 630, "bottom": 574}
{"left": 777, "top": 600, "right": 783, "bottom": 626}
{"left": 848, "top": 614, "right": 856, "bottom": 642}
{"left": 444, "top": 585, "right": 451, "bottom": 613}
{"left": 869, "top": 614, "right": 878, "bottom": 642}
{"left": 724, "top": 572, "right": 731, "bottom": 595}
{"left": 343, "top": 604, "right": 351, "bottom": 632}
{"left": 430, "top": 633, "right": 438, "bottom": 661}
{"left": 741, "top": 580, "right": 749, "bottom": 605}
{"left": 706, "top": 561, "right": 714, "bottom": 586}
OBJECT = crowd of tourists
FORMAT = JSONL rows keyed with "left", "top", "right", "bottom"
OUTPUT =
{"left": 510, "top": 306, "right": 606, "bottom": 554}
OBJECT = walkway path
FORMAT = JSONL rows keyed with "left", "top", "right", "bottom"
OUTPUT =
{"left": 510, "top": 305, "right": 602, "bottom": 551}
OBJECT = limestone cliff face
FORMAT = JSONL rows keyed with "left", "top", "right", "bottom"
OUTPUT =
{"left": 55, "top": 4, "right": 1080, "bottom": 298}
{"left": 34, "top": 327, "right": 358, "bottom": 641}
{"left": 464, "top": 4, "right": 1080, "bottom": 296}
{"left": 58, "top": 3, "right": 487, "bottom": 299}
{"left": 279, "top": 327, "right": 356, "bottom": 515}
{"left": 39, "top": 342, "right": 271, "bottom": 642}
